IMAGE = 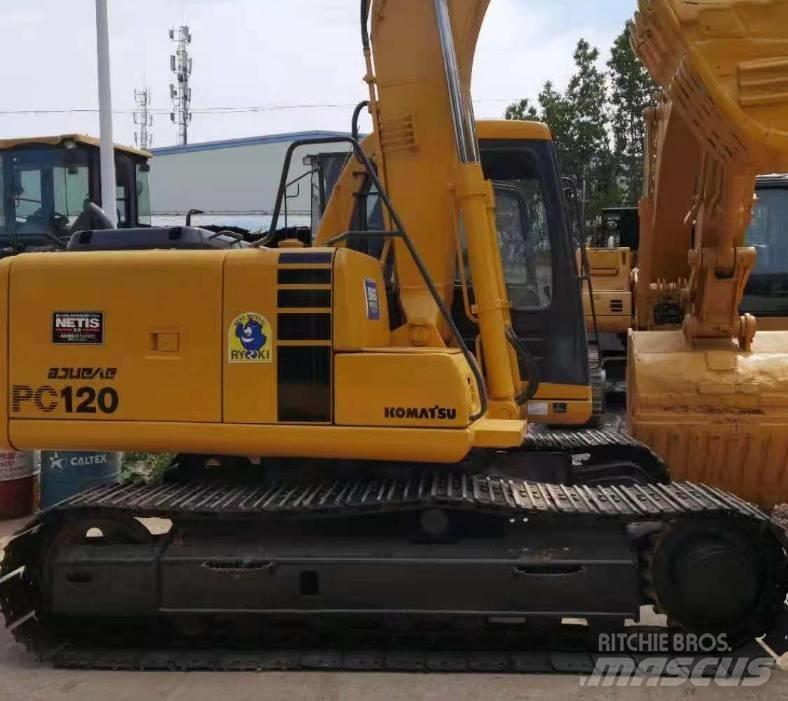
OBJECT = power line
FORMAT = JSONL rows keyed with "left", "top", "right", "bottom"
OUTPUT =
{"left": 0, "top": 98, "right": 515, "bottom": 117}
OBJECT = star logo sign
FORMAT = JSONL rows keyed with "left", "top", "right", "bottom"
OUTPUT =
{"left": 48, "top": 452, "right": 64, "bottom": 471}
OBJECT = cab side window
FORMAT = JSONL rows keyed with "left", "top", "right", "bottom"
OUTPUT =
{"left": 494, "top": 181, "right": 552, "bottom": 309}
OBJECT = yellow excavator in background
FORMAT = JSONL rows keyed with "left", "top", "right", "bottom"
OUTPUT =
{"left": 569, "top": 0, "right": 788, "bottom": 507}
{"left": 627, "top": 0, "right": 788, "bottom": 508}
{"left": 581, "top": 175, "right": 788, "bottom": 394}
{"left": 1, "top": 0, "right": 787, "bottom": 670}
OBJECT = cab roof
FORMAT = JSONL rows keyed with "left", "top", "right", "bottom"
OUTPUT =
{"left": 476, "top": 120, "right": 552, "bottom": 142}
{"left": 0, "top": 134, "right": 151, "bottom": 159}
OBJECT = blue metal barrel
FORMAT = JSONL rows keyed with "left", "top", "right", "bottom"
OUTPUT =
{"left": 39, "top": 451, "right": 121, "bottom": 509}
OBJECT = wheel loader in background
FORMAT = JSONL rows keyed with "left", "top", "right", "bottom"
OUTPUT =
{"left": 0, "top": 0, "right": 787, "bottom": 670}
{"left": 0, "top": 134, "right": 152, "bottom": 253}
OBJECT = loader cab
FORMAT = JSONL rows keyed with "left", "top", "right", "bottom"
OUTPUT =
{"left": 0, "top": 134, "right": 152, "bottom": 254}
{"left": 741, "top": 175, "right": 788, "bottom": 327}
{"left": 594, "top": 206, "right": 639, "bottom": 255}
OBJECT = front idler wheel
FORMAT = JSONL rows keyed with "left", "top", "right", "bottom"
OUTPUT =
{"left": 649, "top": 519, "right": 780, "bottom": 644}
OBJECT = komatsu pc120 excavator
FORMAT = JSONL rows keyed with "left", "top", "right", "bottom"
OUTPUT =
{"left": 0, "top": 0, "right": 787, "bottom": 670}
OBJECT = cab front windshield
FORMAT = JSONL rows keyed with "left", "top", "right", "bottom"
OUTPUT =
{"left": 742, "top": 184, "right": 788, "bottom": 317}
{"left": 1, "top": 145, "right": 92, "bottom": 243}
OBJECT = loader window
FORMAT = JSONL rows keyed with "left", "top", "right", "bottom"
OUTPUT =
{"left": 6, "top": 146, "right": 91, "bottom": 239}
{"left": 742, "top": 183, "right": 788, "bottom": 316}
{"left": 136, "top": 162, "right": 152, "bottom": 226}
{"left": 0, "top": 159, "right": 5, "bottom": 234}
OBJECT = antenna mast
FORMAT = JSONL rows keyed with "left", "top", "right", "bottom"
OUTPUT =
{"left": 169, "top": 25, "right": 193, "bottom": 145}
{"left": 133, "top": 88, "right": 153, "bottom": 150}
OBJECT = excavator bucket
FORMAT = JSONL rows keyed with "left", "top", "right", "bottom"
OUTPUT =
{"left": 633, "top": 0, "right": 788, "bottom": 172}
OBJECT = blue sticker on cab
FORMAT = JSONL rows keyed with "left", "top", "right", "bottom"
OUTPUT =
{"left": 364, "top": 277, "right": 380, "bottom": 321}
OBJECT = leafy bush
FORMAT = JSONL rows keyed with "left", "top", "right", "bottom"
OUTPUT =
{"left": 121, "top": 452, "right": 174, "bottom": 484}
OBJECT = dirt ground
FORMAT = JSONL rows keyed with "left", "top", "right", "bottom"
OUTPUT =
{"left": 2, "top": 516, "right": 788, "bottom": 701}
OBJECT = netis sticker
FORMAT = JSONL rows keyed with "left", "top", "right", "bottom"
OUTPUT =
{"left": 364, "top": 277, "right": 380, "bottom": 320}
{"left": 52, "top": 312, "right": 104, "bottom": 345}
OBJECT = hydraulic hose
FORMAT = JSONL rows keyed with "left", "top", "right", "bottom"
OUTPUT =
{"left": 506, "top": 327, "right": 540, "bottom": 403}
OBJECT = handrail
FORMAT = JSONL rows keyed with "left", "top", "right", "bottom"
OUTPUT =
{"left": 261, "top": 134, "right": 488, "bottom": 422}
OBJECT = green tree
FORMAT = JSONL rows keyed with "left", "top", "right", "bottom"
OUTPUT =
{"left": 536, "top": 81, "right": 573, "bottom": 162}
{"left": 504, "top": 32, "right": 656, "bottom": 225}
{"left": 504, "top": 98, "right": 539, "bottom": 121}
{"left": 607, "top": 21, "right": 658, "bottom": 203}
{"left": 563, "top": 39, "right": 617, "bottom": 220}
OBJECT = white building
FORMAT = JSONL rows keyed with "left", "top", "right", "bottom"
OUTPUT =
{"left": 149, "top": 131, "right": 351, "bottom": 222}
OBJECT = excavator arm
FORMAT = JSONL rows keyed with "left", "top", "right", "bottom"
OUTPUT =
{"left": 632, "top": 0, "right": 788, "bottom": 349}
{"left": 635, "top": 101, "right": 699, "bottom": 329}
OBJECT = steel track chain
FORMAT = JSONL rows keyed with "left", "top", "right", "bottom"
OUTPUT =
{"left": 1, "top": 431, "right": 786, "bottom": 671}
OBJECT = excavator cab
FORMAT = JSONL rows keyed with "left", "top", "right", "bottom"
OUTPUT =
{"left": 461, "top": 121, "right": 593, "bottom": 424}
{"left": 307, "top": 122, "right": 595, "bottom": 425}
{"left": 0, "top": 134, "right": 152, "bottom": 255}
{"left": 594, "top": 207, "right": 640, "bottom": 252}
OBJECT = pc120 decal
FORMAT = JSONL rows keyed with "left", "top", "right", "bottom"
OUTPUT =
{"left": 11, "top": 367, "right": 120, "bottom": 415}
{"left": 228, "top": 312, "right": 273, "bottom": 363}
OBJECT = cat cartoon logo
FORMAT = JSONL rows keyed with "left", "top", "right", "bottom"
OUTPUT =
{"left": 228, "top": 312, "right": 273, "bottom": 363}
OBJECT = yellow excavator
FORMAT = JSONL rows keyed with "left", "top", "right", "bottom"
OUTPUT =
{"left": 0, "top": 0, "right": 787, "bottom": 670}
{"left": 626, "top": 0, "right": 788, "bottom": 508}
{"left": 571, "top": 1, "right": 788, "bottom": 508}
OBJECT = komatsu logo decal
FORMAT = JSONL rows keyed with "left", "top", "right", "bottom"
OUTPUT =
{"left": 384, "top": 406, "right": 457, "bottom": 420}
{"left": 228, "top": 312, "right": 273, "bottom": 363}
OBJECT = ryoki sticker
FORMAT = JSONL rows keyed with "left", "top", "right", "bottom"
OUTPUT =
{"left": 228, "top": 312, "right": 273, "bottom": 363}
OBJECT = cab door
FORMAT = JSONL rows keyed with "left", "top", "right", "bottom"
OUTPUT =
{"left": 453, "top": 138, "right": 590, "bottom": 414}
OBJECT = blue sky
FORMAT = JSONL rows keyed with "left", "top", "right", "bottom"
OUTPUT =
{"left": 1, "top": 0, "right": 634, "bottom": 147}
